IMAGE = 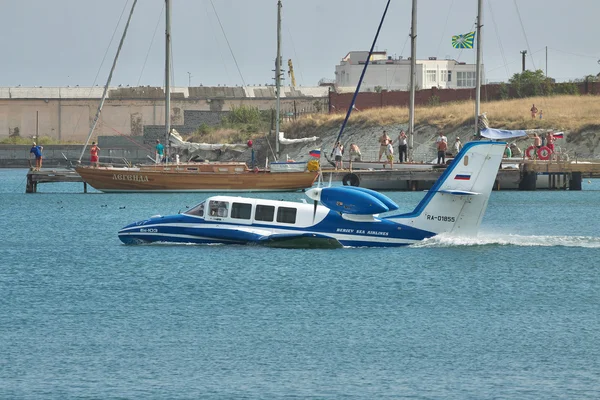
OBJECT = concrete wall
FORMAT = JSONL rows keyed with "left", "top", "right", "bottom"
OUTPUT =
{"left": 0, "top": 143, "right": 152, "bottom": 168}
{"left": 0, "top": 86, "right": 329, "bottom": 142}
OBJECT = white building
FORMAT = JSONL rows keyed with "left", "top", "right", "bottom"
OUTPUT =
{"left": 335, "top": 51, "right": 482, "bottom": 92}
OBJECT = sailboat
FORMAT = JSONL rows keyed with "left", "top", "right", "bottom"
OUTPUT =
{"left": 75, "top": 0, "right": 317, "bottom": 193}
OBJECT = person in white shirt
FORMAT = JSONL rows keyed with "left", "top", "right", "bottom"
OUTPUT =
{"left": 453, "top": 137, "right": 463, "bottom": 155}
{"left": 397, "top": 130, "right": 408, "bottom": 163}
{"left": 333, "top": 141, "right": 344, "bottom": 170}
{"left": 377, "top": 130, "right": 391, "bottom": 161}
{"left": 436, "top": 131, "right": 448, "bottom": 164}
{"left": 385, "top": 142, "right": 394, "bottom": 168}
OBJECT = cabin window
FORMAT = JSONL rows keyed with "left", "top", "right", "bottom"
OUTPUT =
{"left": 231, "top": 202, "right": 252, "bottom": 220}
{"left": 185, "top": 201, "right": 205, "bottom": 217}
{"left": 255, "top": 205, "right": 275, "bottom": 222}
{"left": 209, "top": 200, "right": 229, "bottom": 217}
{"left": 276, "top": 207, "right": 297, "bottom": 224}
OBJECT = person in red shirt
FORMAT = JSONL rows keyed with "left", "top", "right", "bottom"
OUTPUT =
{"left": 546, "top": 132, "right": 555, "bottom": 153}
{"left": 90, "top": 142, "right": 100, "bottom": 168}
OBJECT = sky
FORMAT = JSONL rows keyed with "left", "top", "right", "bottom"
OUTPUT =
{"left": 1, "top": 0, "right": 599, "bottom": 88}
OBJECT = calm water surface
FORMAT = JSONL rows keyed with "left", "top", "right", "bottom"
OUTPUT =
{"left": 1, "top": 169, "right": 599, "bottom": 399}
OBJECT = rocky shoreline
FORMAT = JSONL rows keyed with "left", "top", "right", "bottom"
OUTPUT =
{"left": 2, "top": 125, "right": 599, "bottom": 168}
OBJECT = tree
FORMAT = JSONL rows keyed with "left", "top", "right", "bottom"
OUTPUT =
{"left": 508, "top": 69, "right": 553, "bottom": 98}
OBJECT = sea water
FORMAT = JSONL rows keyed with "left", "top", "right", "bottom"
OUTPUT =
{"left": 1, "top": 168, "right": 599, "bottom": 399}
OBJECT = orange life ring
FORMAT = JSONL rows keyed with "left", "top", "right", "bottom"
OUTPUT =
{"left": 537, "top": 146, "right": 551, "bottom": 160}
{"left": 525, "top": 146, "right": 536, "bottom": 159}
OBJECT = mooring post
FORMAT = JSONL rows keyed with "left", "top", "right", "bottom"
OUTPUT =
{"left": 569, "top": 172, "right": 582, "bottom": 190}
{"left": 519, "top": 170, "right": 537, "bottom": 190}
{"left": 26, "top": 172, "right": 34, "bottom": 193}
{"left": 83, "top": 182, "right": 88, "bottom": 194}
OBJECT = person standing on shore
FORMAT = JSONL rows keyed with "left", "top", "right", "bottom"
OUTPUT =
{"left": 397, "top": 130, "right": 408, "bottom": 163}
{"left": 436, "top": 131, "right": 448, "bottom": 164}
{"left": 533, "top": 133, "right": 542, "bottom": 149}
{"left": 90, "top": 141, "right": 100, "bottom": 168}
{"left": 333, "top": 141, "right": 344, "bottom": 170}
{"left": 349, "top": 143, "right": 362, "bottom": 161}
{"left": 378, "top": 130, "right": 390, "bottom": 161}
{"left": 29, "top": 142, "right": 43, "bottom": 171}
{"left": 155, "top": 139, "right": 165, "bottom": 163}
{"left": 546, "top": 131, "right": 555, "bottom": 153}
{"left": 530, "top": 104, "right": 538, "bottom": 119}
{"left": 453, "top": 137, "right": 463, "bottom": 156}
{"left": 385, "top": 141, "right": 394, "bottom": 168}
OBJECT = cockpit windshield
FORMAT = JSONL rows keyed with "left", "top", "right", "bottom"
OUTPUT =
{"left": 185, "top": 201, "right": 205, "bottom": 217}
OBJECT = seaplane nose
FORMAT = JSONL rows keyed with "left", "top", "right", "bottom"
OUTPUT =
{"left": 305, "top": 188, "right": 321, "bottom": 202}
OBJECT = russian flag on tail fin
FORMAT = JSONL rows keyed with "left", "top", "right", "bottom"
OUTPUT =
{"left": 454, "top": 174, "right": 471, "bottom": 181}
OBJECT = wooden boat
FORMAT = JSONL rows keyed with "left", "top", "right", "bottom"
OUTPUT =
{"left": 76, "top": 162, "right": 318, "bottom": 192}
{"left": 75, "top": 1, "right": 317, "bottom": 193}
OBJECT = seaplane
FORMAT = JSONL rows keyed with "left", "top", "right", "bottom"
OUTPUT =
{"left": 118, "top": 141, "right": 505, "bottom": 248}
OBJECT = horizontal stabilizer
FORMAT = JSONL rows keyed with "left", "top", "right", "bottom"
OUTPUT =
{"left": 257, "top": 232, "right": 343, "bottom": 249}
{"left": 437, "top": 189, "right": 480, "bottom": 196}
{"left": 480, "top": 127, "right": 527, "bottom": 140}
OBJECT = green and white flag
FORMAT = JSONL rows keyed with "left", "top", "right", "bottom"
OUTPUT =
{"left": 452, "top": 31, "right": 475, "bottom": 49}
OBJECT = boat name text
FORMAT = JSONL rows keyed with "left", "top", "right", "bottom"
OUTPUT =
{"left": 112, "top": 174, "right": 149, "bottom": 182}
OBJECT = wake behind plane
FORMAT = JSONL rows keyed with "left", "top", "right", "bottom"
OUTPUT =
{"left": 118, "top": 141, "right": 505, "bottom": 248}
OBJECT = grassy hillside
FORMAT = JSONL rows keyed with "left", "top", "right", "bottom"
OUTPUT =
{"left": 284, "top": 95, "right": 600, "bottom": 138}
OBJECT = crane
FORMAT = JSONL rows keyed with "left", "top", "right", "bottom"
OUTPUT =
{"left": 287, "top": 59, "right": 296, "bottom": 87}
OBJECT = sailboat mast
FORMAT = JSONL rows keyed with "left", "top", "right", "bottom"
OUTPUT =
{"left": 78, "top": 0, "right": 137, "bottom": 163}
{"left": 165, "top": 0, "right": 172, "bottom": 159}
{"left": 408, "top": 0, "right": 417, "bottom": 161}
{"left": 275, "top": 0, "right": 282, "bottom": 160}
{"left": 475, "top": 0, "right": 483, "bottom": 135}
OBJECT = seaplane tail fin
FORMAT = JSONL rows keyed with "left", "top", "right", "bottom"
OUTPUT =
{"left": 388, "top": 141, "right": 505, "bottom": 236}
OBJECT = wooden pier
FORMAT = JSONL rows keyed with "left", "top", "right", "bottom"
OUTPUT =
{"left": 25, "top": 159, "right": 600, "bottom": 193}
{"left": 26, "top": 169, "right": 88, "bottom": 193}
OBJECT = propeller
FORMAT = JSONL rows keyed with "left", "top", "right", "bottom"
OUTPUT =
{"left": 306, "top": 188, "right": 322, "bottom": 223}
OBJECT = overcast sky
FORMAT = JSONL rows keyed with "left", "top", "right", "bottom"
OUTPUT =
{"left": 1, "top": 0, "right": 598, "bottom": 88}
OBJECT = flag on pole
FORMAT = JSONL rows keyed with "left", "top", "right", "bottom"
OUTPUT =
{"left": 553, "top": 132, "right": 564, "bottom": 139}
{"left": 452, "top": 31, "right": 475, "bottom": 49}
{"left": 309, "top": 149, "right": 321, "bottom": 158}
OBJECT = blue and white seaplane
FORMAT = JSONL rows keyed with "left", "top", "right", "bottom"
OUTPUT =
{"left": 118, "top": 142, "right": 505, "bottom": 248}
